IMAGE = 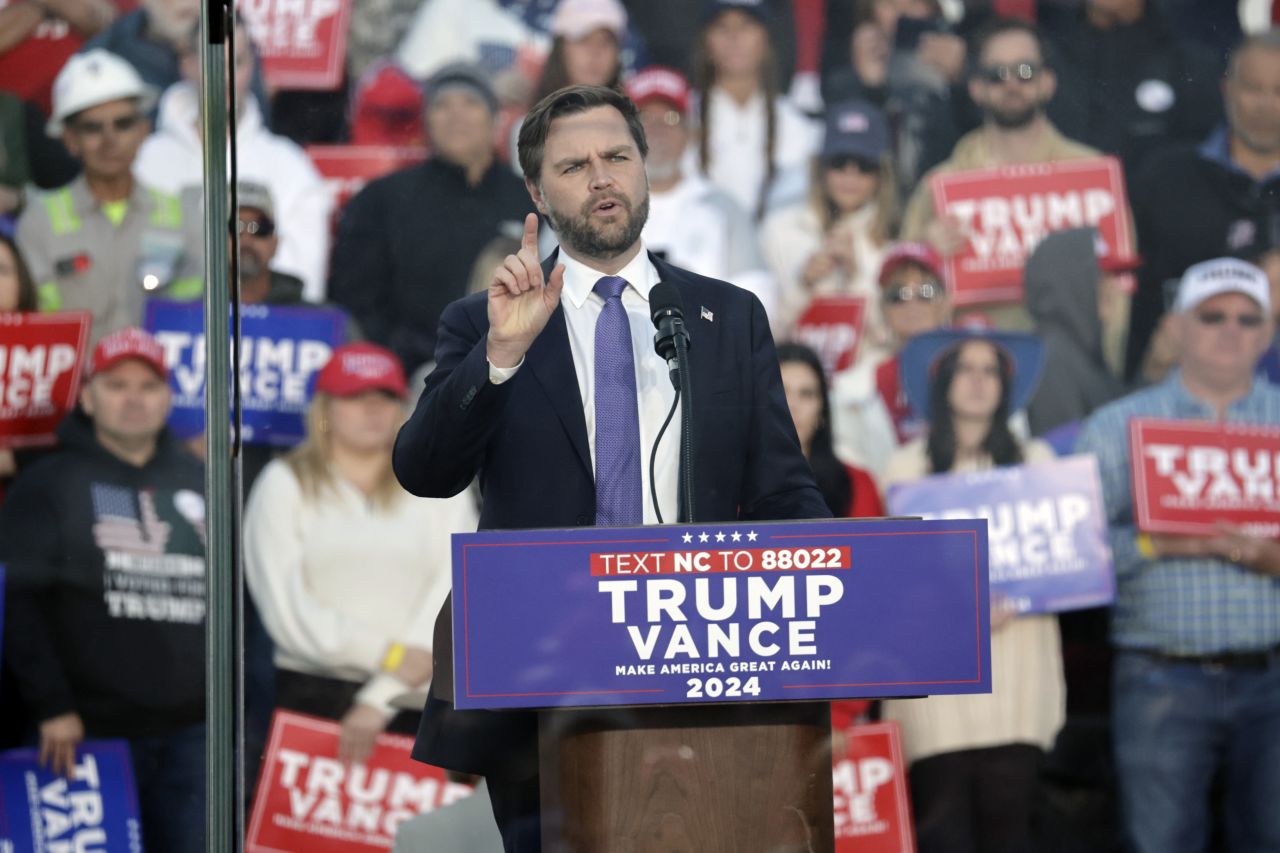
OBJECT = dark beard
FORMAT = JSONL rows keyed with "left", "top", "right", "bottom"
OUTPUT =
{"left": 547, "top": 190, "right": 650, "bottom": 260}
{"left": 237, "top": 249, "right": 267, "bottom": 280}
{"left": 987, "top": 102, "right": 1040, "bottom": 130}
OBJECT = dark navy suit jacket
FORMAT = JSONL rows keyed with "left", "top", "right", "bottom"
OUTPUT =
{"left": 392, "top": 252, "right": 829, "bottom": 780}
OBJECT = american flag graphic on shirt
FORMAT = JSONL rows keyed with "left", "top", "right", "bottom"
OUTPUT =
{"left": 91, "top": 483, "right": 171, "bottom": 555}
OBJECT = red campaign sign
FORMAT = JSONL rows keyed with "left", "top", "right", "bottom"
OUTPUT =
{"left": 1129, "top": 418, "right": 1280, "bottom": 537}
{"left": 238, "top": 0, "right": 353, "bottom": 91}
{"left": 832, "top": 721, "right": 916, "bottom": 853}
{"left": 247, "top": 710, "right": 474, "bottom": 852}
{"left": 307, "top": 146, "right": 427, "bottom": 214}
{"left": 0, "top": 311, "right": 90, "bottom": 449}
{"left": 930, "top": 156, "right": 1133, "bottom": 307}
{"left": 793, "top": 296, "right": 867, "bottom": 377}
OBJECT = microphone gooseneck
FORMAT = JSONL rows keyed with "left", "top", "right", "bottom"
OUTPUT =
{"left": 647, "top": 281, "right": 695, "bottom": 524}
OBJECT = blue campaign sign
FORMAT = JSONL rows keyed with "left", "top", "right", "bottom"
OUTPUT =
{"left": 452, "top": 518, "right": 991, "bottom": 711}
{"left": 143, "top": 300, "right": 348, "bottom": 447}
{"left": 886, "top": 455, "right": 1114, "bottom": 614}
{"left": 0, "top": 740, "right": 142, "bottom": 852}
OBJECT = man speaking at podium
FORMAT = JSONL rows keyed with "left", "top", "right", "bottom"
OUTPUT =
{"left": 393, "top": 83, "right": 829, "bottom": 850}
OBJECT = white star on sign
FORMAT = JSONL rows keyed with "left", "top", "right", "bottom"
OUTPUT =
{"left": 715, "top": 531, "right": 726, "bottom": 542}
{"left": 699, "top": 532, "right": 710, "bottom": 543}
{"left": 731, "top": 531, "right": 742, "bottom": 542}
{"left": 682, "top": 532, "right": 693, "bottom": 543}
{"left": 747, "top": 531, "right": 758, "bottom": 542}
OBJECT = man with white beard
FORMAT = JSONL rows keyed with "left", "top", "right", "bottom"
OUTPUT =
{"left": 627, "top": 66, "right": 779, "bottom": 326}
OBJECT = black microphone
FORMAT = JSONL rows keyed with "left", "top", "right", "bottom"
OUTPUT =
{"left": 650, "top": 281, "right": 688, "bottom": 387}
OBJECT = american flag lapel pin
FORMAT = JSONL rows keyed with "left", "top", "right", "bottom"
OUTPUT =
{"left": 700, "top": 306, "right": 714, "bottom": 322}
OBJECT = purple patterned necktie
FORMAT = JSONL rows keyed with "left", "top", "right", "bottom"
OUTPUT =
{"left": 593, "top": 275, "right": 642, "bottom": 526}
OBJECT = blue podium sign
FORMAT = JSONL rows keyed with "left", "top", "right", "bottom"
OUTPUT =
{"left": 452, "top": 518, "right": 990, "bottom": 710}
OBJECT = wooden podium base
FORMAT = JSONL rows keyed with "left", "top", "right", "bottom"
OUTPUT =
{"left": 538, "top": 702, "right": 834, "bottom": 853}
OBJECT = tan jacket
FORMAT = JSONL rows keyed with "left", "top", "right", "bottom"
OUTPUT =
{"left": 899, "top": 122, "right": 1132, "bottom": 373}
{"left": 900, "top": 121, "right": 1101, "bottom": 241}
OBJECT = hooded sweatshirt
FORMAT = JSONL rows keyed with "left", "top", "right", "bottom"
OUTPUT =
{"left": 133, "top": 80, "right": 334, "bottom": 302}
{"left": 1024, "top": 228, "right": 1125, "bottom": 437}
{"left": 0, "top": 412, "right": 207, "bottom": 737}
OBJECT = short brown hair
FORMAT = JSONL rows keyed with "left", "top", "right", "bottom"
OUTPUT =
{"left": 517, "top": 85, "right": 648, "bottom": 181}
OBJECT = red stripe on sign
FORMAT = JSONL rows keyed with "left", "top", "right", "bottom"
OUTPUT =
{"left": 589, "top": 547, "right": 852, "bottom": 576}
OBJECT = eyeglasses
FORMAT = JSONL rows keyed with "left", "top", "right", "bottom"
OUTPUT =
{"left": 884, "top": 281, "right": 943, "bottom": 305}
{"left": 1194, "top": 310, "right": 1265, "bottom": 328}
{"left": 977, "top": 62, "right": 1041, "bottom": 85}
{"left": 70, "top": 114, "right": 143, "bottom": 136}
{"left": 234, "top": 216, "right": 276, "bottom": 238}
{"left": 825, "top": 154, "right": 879, "bottom": 174}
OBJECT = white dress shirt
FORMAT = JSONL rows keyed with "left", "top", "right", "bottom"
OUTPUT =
{"left": 685, "top": 86, "right": 822, "bottom": 217}
{"left": 489, "top": 244, "right": 680, "bottom": 524}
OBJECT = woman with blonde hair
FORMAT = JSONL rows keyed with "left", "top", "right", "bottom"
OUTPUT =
{"left": 762, "top": 98, "right": 898, "bottom": 346}
{"left": 245, "top": 342, "right": 477, "bottom": 762}
{"left": 691, "top": 1, "right": 821, "bottom": 220}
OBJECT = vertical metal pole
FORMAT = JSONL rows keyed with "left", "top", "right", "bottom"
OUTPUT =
{"left": 200, "top": 0, "right": 237, "bottom": 848}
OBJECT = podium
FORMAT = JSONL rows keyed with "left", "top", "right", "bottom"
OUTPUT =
{"left": 435, "top": 518, "right": 991, "bottom": 851}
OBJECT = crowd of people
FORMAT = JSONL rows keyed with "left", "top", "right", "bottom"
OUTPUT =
{"left": 1, "top": 0, "right": 1279, "bottom": 850}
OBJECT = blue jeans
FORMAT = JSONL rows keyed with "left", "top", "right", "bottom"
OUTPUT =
{"left": 129, "top": 723, "right": 206, "bottom": 853}
{"left": 1112, "top": 650, "right": 1280, "bottom": 853}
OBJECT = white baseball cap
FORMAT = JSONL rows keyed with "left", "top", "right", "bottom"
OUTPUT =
{"left": 551, "top": 0, "right": 627, "bottom": 40}
{"left": 47, "top": 50, "right": 158, "bottom": 137}
{"left": 1173, "top": 257, "right": 1272, "bottom": 314}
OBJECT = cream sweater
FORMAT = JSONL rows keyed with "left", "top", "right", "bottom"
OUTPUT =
{"left": 244, "top": 459, "right": 478, "bottom": 714}
{"left": 880, "top": 438, "right": 1067, "bottom": 764}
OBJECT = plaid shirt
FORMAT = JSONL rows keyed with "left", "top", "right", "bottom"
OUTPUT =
{"left": 1075, "top": 371, "right": 1280, "bottom": 655}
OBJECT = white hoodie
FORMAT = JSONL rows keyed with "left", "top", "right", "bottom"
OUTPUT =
{"left": 134, "top": 80, "right": 335, "bottom": 302}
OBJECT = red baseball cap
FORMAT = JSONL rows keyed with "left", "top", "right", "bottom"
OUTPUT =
{"left": 91, "top": 327, "right": 168, "bottom": 379}
{"left": 626, "top": 66, "right": 691, "bottom": 115}
{"left": 315, "top": 343, "right": 408, "bottom": 399}
{"left": 878, "top": 242, "right": 943, "bottom": 286}
{"left": 1093, "top": 232, "right": 1143, "bottom": 273}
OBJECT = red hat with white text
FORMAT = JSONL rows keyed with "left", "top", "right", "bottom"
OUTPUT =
{"left": 91, "top": 327, "right": 168, "bottom": 379}
{"left": 315, "top": 342, "right": 408, "bottom": 399}
{"left": 626, "top": 67, "right": 691, "bottom": 115}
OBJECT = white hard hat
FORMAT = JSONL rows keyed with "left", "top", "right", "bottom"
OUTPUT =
{"left": 47, "top": 50, "right": 158, "bottom": 137}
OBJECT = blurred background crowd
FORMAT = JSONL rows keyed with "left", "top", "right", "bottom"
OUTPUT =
{"left": 1, "top": 0, "right": 1279, "bottom": 850}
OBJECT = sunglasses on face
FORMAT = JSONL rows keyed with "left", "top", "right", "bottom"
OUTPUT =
{"left": 1194, "top": 310, "right": 1265, "bottom": 328}
{"left": 977, "top": 62, "right": 1041, "bottom": 85}
{"left": 883, "top": 281, "right": 943, "bottom": 305}
{"left": 825, "top": 155, "right": 879, "bottom": 174}
{"left": 71, "top": 114, "right": 143, "bottom": 136}
{"left": 234, "top": 216, "right": 276, "bottom": 238}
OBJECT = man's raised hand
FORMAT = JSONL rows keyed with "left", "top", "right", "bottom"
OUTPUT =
{"left": 487, "top": 213, "right": 566, "bottom": 368}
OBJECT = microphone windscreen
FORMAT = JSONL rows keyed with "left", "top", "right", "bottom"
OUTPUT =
{"left": 649, "top": 281, "right": 683, "bottom": 325}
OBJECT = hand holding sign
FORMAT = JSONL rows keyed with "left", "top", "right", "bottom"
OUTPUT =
{"left": 338, "top": 704, "right": 388, "bottom": 766}
{"left": 924, "top": 213, "right": 969, "bottom": 258}
{"left": 487, "top": 213, "right": 566, "bottom": 369}
{"left": 38, "top": 712, "right": 84, "bottom": 780}
{"left": 1206, "top": 523, "right": 1280, "bottom": 577}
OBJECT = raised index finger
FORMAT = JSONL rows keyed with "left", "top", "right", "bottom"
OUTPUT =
{"left": 521, "top": 212, "right": 539, "bottom": 253}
